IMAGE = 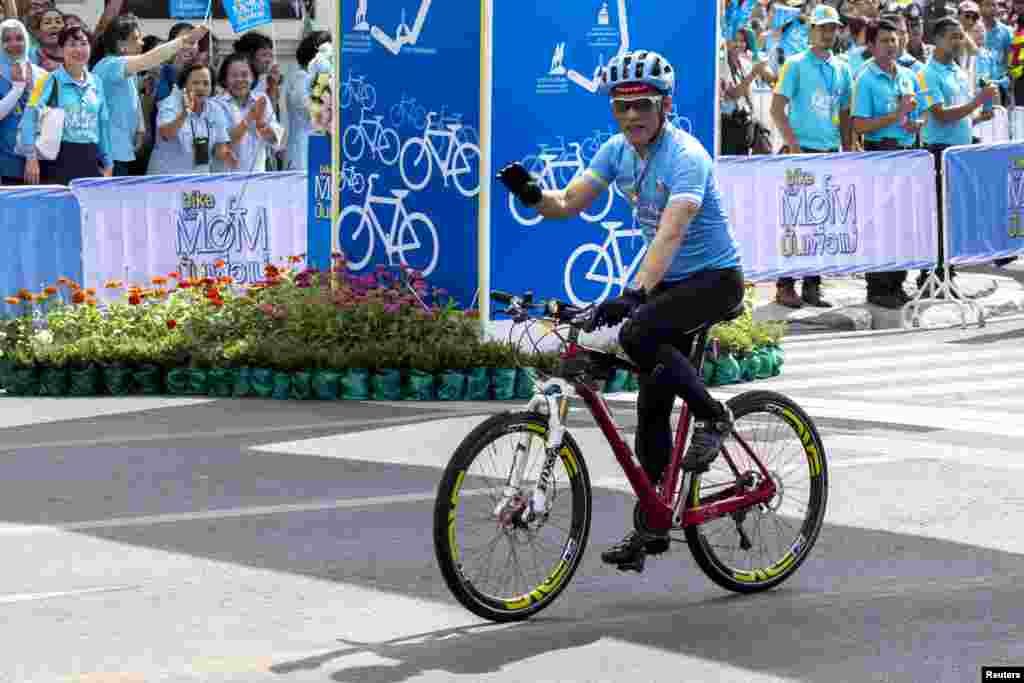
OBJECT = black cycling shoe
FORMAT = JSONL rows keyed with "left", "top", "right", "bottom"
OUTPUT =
{"left": 682, "top": 403, "right": 734, "bottom": 473}
{"left": 601, "top": 530, "right": 669, "bottom": 572}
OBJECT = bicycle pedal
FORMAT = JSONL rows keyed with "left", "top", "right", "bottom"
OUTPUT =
{"left": 615, "top": 554, "right": 646, "bottom": 573}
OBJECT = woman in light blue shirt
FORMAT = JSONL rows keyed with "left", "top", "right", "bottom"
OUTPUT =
{"left": 0, "top": 18, "right": 47, "bottom": 184}
{"left": 148, "top": 63, "right": 232, "bottom": 175}
{"left": 91, "top": 15, "right": 208, "bottom": 176}
{"left": 210, "top": 53, "right": 283, "bottom": 173}
{"left": 20, "top": 26, "right": 112, "bottom": 185}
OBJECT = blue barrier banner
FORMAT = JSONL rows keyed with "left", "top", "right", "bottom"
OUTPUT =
{"left": 945, "top": 143, "right": 1024, "bottom": 265}
{"left": 0, "top": 186, "right": 82, "bottom": 314}
{"left": 490, "top": 0, "right": 718, "bottom": 306}
{"left": 221, "top": 0, "right": 271, "bottom": 34}
{"left": 335, "top": 0, "right": 481, "bottom": 307}
{"left": 307, "top": 134, "right": 333, "bottom": 271}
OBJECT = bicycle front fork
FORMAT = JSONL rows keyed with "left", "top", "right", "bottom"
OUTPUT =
{"left": 493, "top": 379, "right": 572, "bottom": 524}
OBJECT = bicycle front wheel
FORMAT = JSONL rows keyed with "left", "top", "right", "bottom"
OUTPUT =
{"left": 684, "top": 390, "right": 828, "bottom": 593}
{"left": 433, "top": 412, "right": 592, "bottom": 623}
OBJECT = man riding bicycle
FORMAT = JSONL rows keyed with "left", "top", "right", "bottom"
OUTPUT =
{"left": 498, "top": 50, "right": 745, "bottom": 569}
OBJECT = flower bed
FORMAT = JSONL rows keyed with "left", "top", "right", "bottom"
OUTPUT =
{"left": 0, "top": 256, "right": 784, "bottom": 400}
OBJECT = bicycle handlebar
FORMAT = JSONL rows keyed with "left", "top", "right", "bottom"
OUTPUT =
{"left": 490, "top": 290, "right": 600, "bottom": 333}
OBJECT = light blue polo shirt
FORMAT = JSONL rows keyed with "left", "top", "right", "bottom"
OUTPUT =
{"left": 897, "top": 52, "right": 925, "bottom": 75}
{"left": 847, "top": 45, "right": 870, "bottom": 80}
{"left": 20, "top": 66, "right": 112, "bottom": 168}
{"left": 852, "top": 61, "right": 920, "bottom": 146}
{"left": 775, "top": 48, "right": 853, "bottom": 151}
{"left": 985, "top": 20, "right": 1013, "bottom": 80}
{"left": 584, "top": 123, "right": 742, "bottom": 281}
{"left": 919, "top": 58, "right": 973, "bottom": 147}
{"left": 92, "top": 56, "right": 140, "bottom": 163}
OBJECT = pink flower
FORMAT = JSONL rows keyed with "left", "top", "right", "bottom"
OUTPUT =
{"left": 384, "top": 303, "right": 400, "bottom": 314}
{"left": 259, "top": 303, "right": 275, "bottom": 316}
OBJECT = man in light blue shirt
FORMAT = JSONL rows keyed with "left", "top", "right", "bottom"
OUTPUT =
{"left": 979, "top": 0, "right": 1012, "bottom": 91}
{"left": 770, "top": 3, "right": 853, "bottom": 308}
{"left": 853, "top": 19, "right": 923, "bottom": 309}
{"left": 917, "top": 16, "right": 996, "bottom": 293}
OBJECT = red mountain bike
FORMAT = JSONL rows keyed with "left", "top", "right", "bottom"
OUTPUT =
{"left": 433, "top": 291, "right": 828, "bottom": 623}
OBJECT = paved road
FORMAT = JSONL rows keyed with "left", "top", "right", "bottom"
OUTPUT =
{"left": 3, "top": 319, "right": 1024, "bottom": 682}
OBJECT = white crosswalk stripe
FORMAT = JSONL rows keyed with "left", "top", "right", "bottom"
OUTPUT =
{"left": 608, "top": 325, "right": 1024, "bottom": 436}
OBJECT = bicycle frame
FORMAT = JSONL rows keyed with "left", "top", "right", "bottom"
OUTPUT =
{"left": 502, "top": 346, "right": 777, "bottom": 532}
{"left": 359, "top": 176, "right": 410, "bottom": 254}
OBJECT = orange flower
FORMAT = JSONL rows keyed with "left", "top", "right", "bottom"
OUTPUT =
{"left": 20, "top": 292, "right": 34, "bottom": 303}
{"left": 204, "top": 287, "right": 220, "bottom": 300}
{"left": 166, "top": 319, "right": 177, "bottom": 330}
{"left": 16, "top": 288, "right": 30, "bottom": 300}
{"left": 178, "top": 280, "right": 193, "bottom": 289}
{"left": 200, "top": 276, "right": 215, "bottom": 287}
{"left": 36, "top": 291, "right": 49, "bottom": 301}
{"left": 4, "top": 297, "right": 18, "bottom": 305}
{"left": 128, "top": 293, "right": 141, "bottom": 305}
{"left": 156, "top": 288, "right": 169, "bottom": 298}
{"left": 127, "top": 286, "right": 142, "bottom": 296}
{"left": 209, "top": 297, "right": 224, "bottom": 307}
{"left": 104, "top": 279, "right": 123, "bottom": 289}
{"left": 288, "top": 255, "right": 303, "bottom": 264}
{"left": 168, "top": 271, "right": 181, "bottom": 279}
{"left": 264, "top": 264, "right": 280, "bottom": 278}
{"left": 69, "top": 281, "right": 82, "bottom": 291}
{"left": 85, "top": 288, "right": 96, "bottom": 296}
{"left": 57, "top": 276, "right": 70, "bottom": 285}
{"left": 44, "top": 286, "right": 58, "bottom": 295}
{"left": 151, "top": 276, "right": 167, "bottom": 285}
{"left": 71, "top": 290, "right": 86, "bottom": 304}
{"left": 218, "top": 275, "right": 234, "bottom": 285}
{"left": 86, "top": 298, "right": 97, "bottom": 307}
{"left": 214, "top": 259, "right": 226, "bottom": 268}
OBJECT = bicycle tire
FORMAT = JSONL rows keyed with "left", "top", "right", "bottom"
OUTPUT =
{"left": 451, "top": 142, "right": 481, "bottom": 197}
{"left": 434, "top": 412, "right": 592, "bottom": 623}
{"left": 684, "top": 390, "right": 828, "bottom": 593}
{"left": 399, "top": 137, "right": 432, "bottom": 191}
{"left": 397, "top": 212, "right": 439, "bottom": 277}
{"left": 342, "top": 125, "right": 365, "bottom": 162}
{"left": 564, "top": 243, "right": 615, "bottom": 307}
{"left": 378, "top": 128, "right": 401, "bottom": 166}
{"left": 337, "top": 205, "right": 374, "bottom": 271}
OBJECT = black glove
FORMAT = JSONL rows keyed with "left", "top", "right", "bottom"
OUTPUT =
{"left": 593, "top": 287, "right": 646, "bottom": 329}
{"left": 497, "top": 162, "right": 543, "bottom": 207}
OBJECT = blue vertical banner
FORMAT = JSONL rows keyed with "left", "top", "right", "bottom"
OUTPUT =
{"left": 335, "top": 0, "right": 482, "bottom": 307}
{"left": 221, "top": 0, "right": 272, "bottom": 34}
{"left": 490, "top": 0, "right": 718, "bottom": 306}
{"left": 307, "top": 134, "right": 333, "bottom": 270}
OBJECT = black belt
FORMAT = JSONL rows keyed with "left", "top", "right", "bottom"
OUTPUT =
{"left": 863, "top": 139, "right": 914, "bottom": 151}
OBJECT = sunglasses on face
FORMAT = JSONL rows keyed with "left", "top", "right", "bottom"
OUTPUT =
{"left": 962, "top": 12, "right": 980, "bottom": 19}
{"left": 612, "top": 96, "right": 663, "bottom": 115}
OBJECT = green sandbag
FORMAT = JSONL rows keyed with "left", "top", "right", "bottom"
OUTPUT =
{"left": 436, "top": 370, "right": 466, "bottom": 401}
{"left": 371, "top": 368, "right": 402, "bottom": 400}
{"left": 38, "top": 366, "right": 69, "bottom": 396}
{"left": 515, "top": 367, "right": 540, "bottom": 398}
{"left": 465, "top": 367, "right": 490, "bottom": 400}
{"left": 165, "top": 367, "right": 190, "bottom": 395}
{"left": 67, "top": 364, "right": 100, "bottom": 396}
{"left": 233, "top": 367, "right": 254, "bottom": 397}
{"left": 207, "top": 368, "right": 236, "bottom": 398}
{"left": 702, "top": 357, "right": 718, "bottom": 386}
{"left": 769, "top": 345, "right": 785, "bottom": 376}
{"left": 605, "top": 368, "right": 628, "bottom": 394}
{"left": 716, "top": 354, "right": 742, "bottom": 385}
{"left": 492, "top": 368, "right": 517, "bottom": 400}
{"left": 187, "top": 368, "right": 209, "bottom": 395}
{"left": 5, "top": 366, "right": 38, "bottom": 396}
{"left": 103, "top": 363, "right": 134, "bottom": 395}
{"left": 0, "top": 359, "right": 13, "bottom": 389}
{"left": 624, "top": 371, "right": 640, "bottom": 392}
{"left": 339, "top": 368, "right": 370, "bottom": 400}
{"left": 251, "top": 368, "right": 274, "bottom": 398}
{"left": 134, "top": 364, "right": 164, "bottom": 395}
{"left": 312, "top": 370, "right": 341, "bottom": 400}
{"left": 738, "top": 354, "right": 757, "bottom": 382}
{"left": 290, "top": 370, "right": 313, "bottom": 400}
{"left": 271, "top": 371, "right": 292, "bottom": 399}
{"left": 402, "top": 369, "right": 435, "bottom": 400}
{"left": 754, "top": 348, "right": 773, "bottom": 380}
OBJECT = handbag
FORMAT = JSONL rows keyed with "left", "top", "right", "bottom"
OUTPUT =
{"left": 35, "top": 74, "right": 63, "bottom": 161}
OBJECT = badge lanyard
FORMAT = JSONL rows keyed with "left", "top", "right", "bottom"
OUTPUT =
{"left": 629, "top": 131, "right": 665, "bottom": 231}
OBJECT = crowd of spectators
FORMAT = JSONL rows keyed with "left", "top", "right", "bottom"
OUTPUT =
{"left": 0, "top": 0, "right": 330, "bottom": 186}
{"left": 720, "top": 0, "right": 1023, "bottom": 308}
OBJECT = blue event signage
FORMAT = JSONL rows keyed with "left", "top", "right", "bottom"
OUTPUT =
{"left": 170, "top": 0, "right": 208, "bottom": 19}
{"left": 490, "top": 0, "right": 718, "bottom": 306}
{"left": 307, "top": 134, "right": 332, "bottom": 270}
{"left": 334, "top": 0, "right": 482, "bottom": 308}
{"left": 221, "top": 0, "right": 271, "bottom": 34}
{"left": 945, "top": 143, "right": 1024, "bottom": 264}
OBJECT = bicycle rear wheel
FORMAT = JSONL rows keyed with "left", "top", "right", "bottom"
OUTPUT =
{"left": 684, "top": 390, "right": 828, "bottom": 593}
{"left": 433, "top": 412, "right": 592, "bottom": 622}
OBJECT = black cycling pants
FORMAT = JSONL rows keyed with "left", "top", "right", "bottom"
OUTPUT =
{"left": 618, "top": 268, "right": 745, "bottom": 484}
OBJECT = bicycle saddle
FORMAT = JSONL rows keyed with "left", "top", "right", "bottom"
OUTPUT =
{"left": 390, "top": 189, "right": 410, "bottom": 199}
{"left": 373, "top": 115, "right": 384, "bottom": 123}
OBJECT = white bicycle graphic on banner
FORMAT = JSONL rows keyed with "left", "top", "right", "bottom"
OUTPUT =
{"left": 338, "top": 173, "right": 439, "bottom": 277}
{"left": 563, "top": 220, "right": 648, "bottom": 307}
{"left": 509, "top": 142, "right": 615, "bottom": 226}
{"left": 340, "top": 71, "right": 377, "bottom": 110}
{"left": 343, "top": 107, "right": 401, "bottom": 165}
{"left": 399, "top": 111, "right": 481, "bottom": 197}
{"left": 340, "top": 162, "right": 365, "bottom": 194}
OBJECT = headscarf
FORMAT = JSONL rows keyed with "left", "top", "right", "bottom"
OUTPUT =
{"left": 0, "top": 19, "right": 33, "bottom": 85}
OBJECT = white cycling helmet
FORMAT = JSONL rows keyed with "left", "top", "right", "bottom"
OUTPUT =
{"left": 597, "top": 50, "right": 675, "bottom": 96}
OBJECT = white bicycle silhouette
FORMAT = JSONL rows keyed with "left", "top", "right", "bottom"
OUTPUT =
{"left": 509, "top": 142, "right": 615, "bottom": 227}
{"left": 399, "top": 111, "right": 480, "bottom": 197}
{"left": 563, "top": 220, "right": 648, "bottom": 306}
{"left": 340, "top": 162, "right": 365, "bottom": 194}
{"left": 338, "top": 174, "right": 439, "bottom": 277}
{"left": 343, "top": 107, "right": 401, "bottom": 165}
{"left": 340, "top": 71, "right": 376, "bottom": 111}
{"left": 390, "top": 93, "right": 428, "bottom": 130}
